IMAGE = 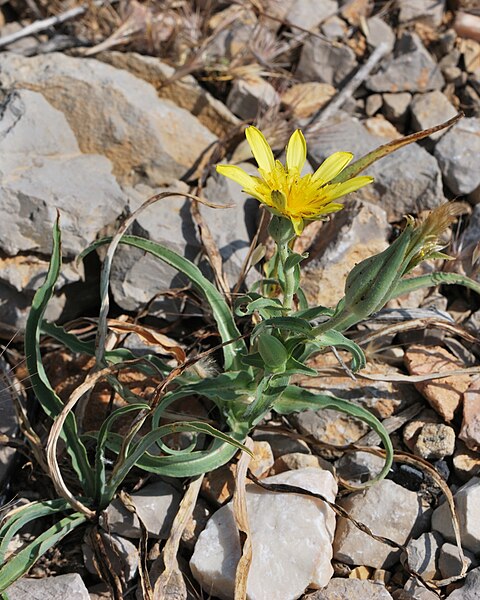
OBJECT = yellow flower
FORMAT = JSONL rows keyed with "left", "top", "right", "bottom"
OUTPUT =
{"left": 216, "top": 126, "right": 374, "bottom": 235}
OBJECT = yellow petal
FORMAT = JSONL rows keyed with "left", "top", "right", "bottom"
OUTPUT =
{"left": 325, "top": 176, "right": 374, "bottom": 202}
{"left": 216, "top": 164, "right": 257, "bottom": 191}
{"left": 245, "top": 126, "right": 275, "bottom": 173}
{"left": 286, "top": 130, "right": 307, "bottom": 173}
{"left": 312, "top": 152, "right": 353, "bottom": 185}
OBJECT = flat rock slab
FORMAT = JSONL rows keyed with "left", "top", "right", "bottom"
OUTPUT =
{"left": 0, "top": 52, "right": 216, "bottom": 187}
{"left": 6, "top": 574, "right": 89, "bottom": 599}
{"left": 190, "top": 467, "right": 337, "bottom": 600}
{"left": 404, "top": 345, "right": 471, "bottom": 422}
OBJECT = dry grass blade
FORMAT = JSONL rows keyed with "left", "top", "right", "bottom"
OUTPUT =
{"left": 152, "top": 476, "right": 204, "bottom": 600}
{"left": 106, "top": 319, "right": 186, "bottom": 363}
{"left": 87, "top": 526, "right": 124, "bottom": 600}
{"left": 46, "top": 364, "right": 125, "bottom": 519}
{"left": 359, "top": 366, "right": 480, "bottom": 383}
{"left": 118, "top": 490, "right": 153, "bottom": 600}
{"left": 356, "top": 318, "right": 479, "bottom": 347}
{"left": 190, "top": 199, "right": 231, "bottom": 301}
{"left": 233, "top": 437, "right": 254, "bottom": 600}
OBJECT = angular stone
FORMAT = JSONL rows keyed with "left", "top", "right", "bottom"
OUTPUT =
{"left": 403, "top": 409, "right": 441, "bottom": 451}
{"left": 366, "top": 93, "right": 383, "bottom": 116}
{"left": 287, "top": 0, "right": 337, "bottom": 30}
{"left": 413, "top": 423, "right": 456, "bottom": 459}
{"left": 382, "top": 92, "right": 412, "bottom": 122}
{"left": 432, "top": 477, "right": 480, "bottom": 552}
{"left": 98, "top": 51, "right": 239, "bottom": 137}
{"left": 367, "top": 33, "right": 444, "bottom": 93}
{"left": 333, "top": 479, "right": 428, "bottom": 568}
{"left": 308, "top": 113, "right": 445, "bottom": 219}
{"left": 272, "top": 452, "right": 335, "bottom": 476}
{"left": 321, "top": 16, "right": 348, "bottom": 39}
{"left": 402, "top": 577, "right": 440, "bottom": 599}
{"left": 297, "top": 37, "right": 357, "bottom": 87}
{"left": 227, "top": 77, "right": 280, "bottom": 120}
{"left": 460, "top": 377, "right": 480, "bottom": 451}
{"left": 410, "top": 91, "right": 457, "bottom": 142}
{"left": 403, "top": 531, "right": 443, "bottom": 580}
{"left": 397, "top": 0, "right": 446, "bottom": 27}
{"left": 366, "top": 17, "right": 396, "bottom": 54}
{"left": 190, "top": 468, "right": 337, "bottom": 600}
{"left": 438, "top": 542, "right": 476, "bottom": 579}
{"left": 404, "top": 345, "right": 471, "bottom": 422}
{"left": 181, "top": 497, "right": 212, "bottom": 551}
{"left": 281, "top": 82, "right": 336, "bottom": 119}
{"left": 453, "top": 440, "right": 480, "bottom": 481}
{"left": 252, "top": 431, "right": 310, "bottom": 458}
{"left": 435, "top": 118, "right": 480, "bottom": 195}
{"left": 249, "top": 440, "right": 274, "bottom": 477}
{"left": 310, "top": 577, "right": 393, "bottom": 599}
{"left": 0, "top": 52, "right": 217, "bottom": 187}
{"left": 101, "top": 481, "right": 182, "bottom": 539}
{"left": 447, "top": 566, "right": 480, "bottom": 599}
{"left": 335, "top": 451, "right": 386, "bottom": 486}
{"left": 6, "top": 574, "right": 89, "bottom": 600}
{"left": 83, "top": 532, "right": 139, "bottom": 581}
{"left": 301, "top": 199, "right": 389, "bottom": 308}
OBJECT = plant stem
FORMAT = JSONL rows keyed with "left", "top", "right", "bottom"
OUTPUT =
{"left": 279, "top": 242, "right": 295, "bottom": 312}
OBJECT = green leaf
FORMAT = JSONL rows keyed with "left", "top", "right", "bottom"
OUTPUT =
{"left": 257, "top": 334, "right": 289, "bottom": 372}
{"left": 284, "top": 252, "right": 308, "bottom": 271}
{"left": 24, "top": 218, "right": 94, "bottom": 496}
{"left": 0, "top": 512, "right": 87, "bottom": 593}
{"left": 251, "top": 317, "right": 313, "bottom": 342}
{"left": 388, "top": 271, "right": 480, "bottom": 301}
{"left": 274, "top": 386, "right": 393, "bottom": 485}
{"left": 314, "top": 329, "right": 366, "bottom": 372}
{"left": 79, "top": 236, "right": 245, "bottom": 371}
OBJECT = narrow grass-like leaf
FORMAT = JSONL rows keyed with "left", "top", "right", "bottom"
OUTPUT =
{"left": 0, "top": 512, "right": 87, "bottom": 593}
{"left": 274, "top": 386, "right": 393, "bottom": 485}
{"left": 24, "top": 218, "right": 94, "bottom": 496}
{"left": 79, "top": 236, "right": 244, "bottom": 371}
{"left": 388, "top": 272, "right": 480, "bottom": 300}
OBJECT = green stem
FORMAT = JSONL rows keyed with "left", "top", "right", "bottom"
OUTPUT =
{"left": 279, "top": 242, "right": 295, "bottom": 312}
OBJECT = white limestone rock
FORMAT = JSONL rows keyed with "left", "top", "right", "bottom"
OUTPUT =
{"left": 334, "top": 479, "right": 429, "bottom": 568}
{"left": 432, "top": 477, "right": 480, "bottom": 553}
{"left": 190, "top": 467, "right": 337, "bottom": 600}
{"left": 6, "top": 574, "right": 89, "bottom": 599}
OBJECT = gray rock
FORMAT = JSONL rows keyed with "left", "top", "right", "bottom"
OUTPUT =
{"left": 0, "top": 52, "right": 217, "bottom": 187}
{"left": 413, "top": 423, "right": 456, "bottom": 459}
{"left": 83, "top": 532, "right": 139, "bottom": 581}
{"left": 321, "top": 16, "right": 348, "bottom": 40}
{"left": 435, "top": 118, "right": 480, "bottom": 195}
{"left": 397, "top": 0, "right": 446, "bottom": 27}
{"left": 287, "top": 0, "right": 338, "bottom": 30}
{"left": 190, "top": 468, "right": 337, "bottom": 600}
{"left": 461, "top": 204, "right": 480, "bottom": 250}
{"left": 309, "top": 578, "right": 393, "bottom": 599}
{"left": 6, "top": 574, "right": 89, "bottom": 600}
{"left": 297, "top": 37, "right": 357, "bottom": 87}
{"left": 333, "top": 479, "right": 429, "bottom": 568}
{"left": 0, "top": 358, "right": 17, "bottom": 485}
{"left": 366, "top": 17, "right": 396, "bottom": 54}
{"left": 335, "top": 451, "right": 386, "bottom": 486}
{"left": 309, "top": 113, "right": 445, "bottom": 219}
{"left": 293, "top": 406, "right": 369, "bottom": 447}
{"left": 252, "top": 431, "right": 311, "bottom": 458}
{"left": 0, "top": 89, "right": 126, "bottom": 258}
{"left": 447, "top": 566, "right": 480, "bottom": 599}
{"left": 0, "top": 282, "right": 66, "bottom": 329}
{"left": 402, "top": 577, "right": 440, "bottom": 599}
{"left": 272, "top": 452, "right": 335, "bottom": 476}
{"left": 367, "top": 33, "right": 444, "bottom": 93}
{"left": 101, "top": 481, "right": 182, "bottom": 539}
{"left": 382, "top": 92, "right": 412, "bottom": 122}
{"left": 403, "top": 531, "right": 443, "bottom": 580}
{"left": 410, "top": 91, "right": 457, "bottom": 142}
{"left": 301, "top": 199, "right": 390, "bottom": 307}
{"left": 438, "top": 542, "right": 476, "bottom": 579}
{"left": 98, "top": 51, "right": 239, "bottom": 137}
{"left": 432, "top": 477, "right": 480, "bottom": 553}
{"left": 227, "top": 77, "right": 280, "bottom": 120}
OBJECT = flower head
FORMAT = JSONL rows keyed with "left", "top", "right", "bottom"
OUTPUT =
{"left": 216, "top": 126, "right": 373, "bottom": 235}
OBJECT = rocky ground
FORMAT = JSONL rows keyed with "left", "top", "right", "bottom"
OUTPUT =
{"left": 1, "top": 0, "right": 480, "bottom": 599}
